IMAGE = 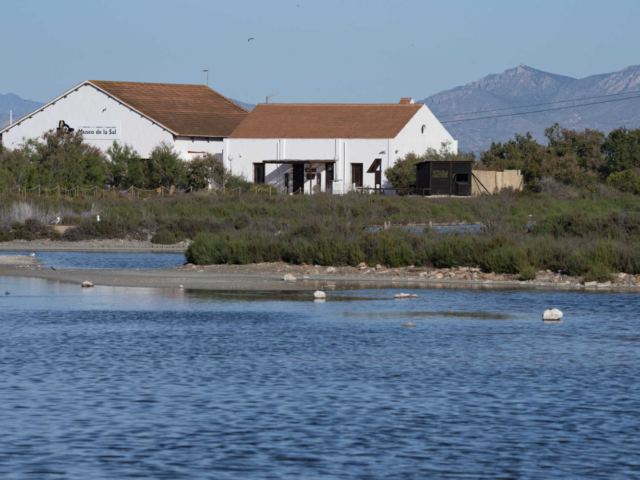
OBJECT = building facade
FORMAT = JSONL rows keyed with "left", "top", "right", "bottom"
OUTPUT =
{"left": 0, "top": 81, "right": 248, "bottom": 160}
{"left": 224, "top": 99, "right": 457, "bottom": 194}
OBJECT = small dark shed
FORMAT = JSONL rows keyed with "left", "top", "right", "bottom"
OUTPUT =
{"left": 415, "top": 161, "right": 473, "bottom": 196}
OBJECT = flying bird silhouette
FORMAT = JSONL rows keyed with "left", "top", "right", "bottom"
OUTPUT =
{"left": 4, "top": 291, "right": 10, "bottom": 295}
{"left": 102, "top": 108, "right": 107, "bottom": 113}
{"left": 248, "top": 38, "right": 254, "bottom": 42}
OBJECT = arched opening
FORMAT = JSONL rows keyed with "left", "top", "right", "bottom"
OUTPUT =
{"left": 421, "top": 125, "right": 427, "bottom": 134}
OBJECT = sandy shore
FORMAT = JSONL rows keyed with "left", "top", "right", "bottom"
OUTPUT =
{"left": 1, "top": 260, "right": 638, "bottom": 292}
{"left": 0, "top": 238, "right": 189, "bottom": 253}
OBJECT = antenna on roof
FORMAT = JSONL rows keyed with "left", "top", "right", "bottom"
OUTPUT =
{"left": 266, "top": 92, "right": 279, "bottom": 103}
{"left": 203, "top": 69, "right": 209, "bottom": 87}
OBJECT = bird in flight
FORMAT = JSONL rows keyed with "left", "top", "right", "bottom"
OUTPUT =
{"left": 248, "top": 38, "right": 254, "bottom": 42}
{"left": 4, "top": 291, "right": 9, "bottom": 295}
{"left": 102, "top": 108, "right": 107, "bottom": 113}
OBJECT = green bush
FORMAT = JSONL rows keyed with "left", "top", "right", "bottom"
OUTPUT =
{"left": 518, "top": 263, "right": 537, "bottom": 281}
{"left": 583, "top": 263, "right": 613, "bottom": 283}
{"left": 151, "top": 230, "right": 182, "bottom": 245}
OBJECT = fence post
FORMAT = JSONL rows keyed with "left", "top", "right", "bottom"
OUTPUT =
{"left": 38, "top": 185, "right": 40, "bottom": 197}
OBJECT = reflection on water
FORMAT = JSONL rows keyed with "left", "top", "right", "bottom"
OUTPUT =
{"left": 0, "top": 250, "right": 185, "bottom": 270}
{"left": 0, "top": 276, "right": 639, "bottom": 479}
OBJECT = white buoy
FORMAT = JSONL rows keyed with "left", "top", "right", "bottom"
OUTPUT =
{"left": 542, "top": 309, "right": 563, "bottom": 321}
{"left": 314, "top": 290, "right": 326, "bottom": 299}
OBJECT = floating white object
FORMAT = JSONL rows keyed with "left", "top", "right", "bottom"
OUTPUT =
{"left": 314, "top": 290, "right": 326, "bottom": 299}
{"left": 283, "top": 273, "right": 297, "bottom": 282}
{"left": 394, "top": 293, "right": 411, "bottom": 299}
{"left": 81, "top": 281, "right": 94, "bottom": 288}
{"left": 542, "top": 309, "right": 563, "bottom": 321}
{"left": 411, "top": 294, "right": 419, "bottom": 298}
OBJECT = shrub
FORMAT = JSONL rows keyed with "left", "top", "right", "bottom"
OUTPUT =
{"left": 606, "top": 169, "right": 640, "bottom": 194}
{"left": 518, "top": 263, "right": 537, "bottom": 281}
{"left": 583, "top": 263, "right": 613, "bottom": 283}
{"left": 151, "top": 230, "right": 182, "bottom": 245}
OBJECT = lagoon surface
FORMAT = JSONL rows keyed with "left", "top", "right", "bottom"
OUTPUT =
{"left": 1, "top": 276, "right": 639, "bottom": 479}
{"left": 0, "top": 251, "right": 185, "bottom": 270}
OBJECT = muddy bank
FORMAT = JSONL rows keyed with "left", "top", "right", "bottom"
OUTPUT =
{"left": 0, "top": 238, "right": 189, "bottom": 254}
{"left": 1, "top": 260, "right": 638, "bottom": 292}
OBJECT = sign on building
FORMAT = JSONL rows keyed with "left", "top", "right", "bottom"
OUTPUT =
{"left": 64, "top": 120, "right": 122, "bottom": 140}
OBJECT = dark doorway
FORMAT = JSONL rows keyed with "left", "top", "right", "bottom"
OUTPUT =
{"left": 351, "top": 163, "right": 363, "bottom": 189}
{"left": 325, "top": 164, "right": 334, "bottom": 193}
{"left": 253, "top": 163, "right": 265, "bottom": 184}
{"left": 292, "top": 164, "right": 305, "bottom": 194}
{"left": 284, "top": 173, "right": 290, "bottom": 194}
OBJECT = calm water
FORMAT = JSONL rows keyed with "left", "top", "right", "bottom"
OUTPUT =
{"left": 1, "top": 276, "right": 639, "bottom": 479}
{"left": 0, "top": 251, "right": 185, "bottom": 270}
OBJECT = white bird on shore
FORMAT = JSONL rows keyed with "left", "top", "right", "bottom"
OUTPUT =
{"left": 96, "top": 215, "right": 100, "bottom": 222}
{"left": 51, "top": 217, "right": 61, "bottom": 225}
{"left": 29, "top": 253, "right": 35, "bottom": 257}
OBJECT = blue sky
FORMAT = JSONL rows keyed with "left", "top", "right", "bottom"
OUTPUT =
{"left": 2, "top": 0, "right": 639, "bottom": 104}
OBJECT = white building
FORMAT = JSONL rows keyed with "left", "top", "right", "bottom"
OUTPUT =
{"left": 224, "top": 98, "right": 458, "bottom": 194}
{"left": 0, "top": 80, "right": 248, "bottom": 160}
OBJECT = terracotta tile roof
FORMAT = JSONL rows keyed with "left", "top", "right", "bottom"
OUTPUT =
{"left": 229, "top": 103, "right": 424, "bottom": 139}
{"left": 399, "top": 97, "right": 414, "bottom": 104}
{"left": 89, "top": 81, "right": 248, "bottom": 137}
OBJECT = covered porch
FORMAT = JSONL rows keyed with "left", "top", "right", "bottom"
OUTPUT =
{"left": 260, "top": 160, "right": 337, "bottom": 194}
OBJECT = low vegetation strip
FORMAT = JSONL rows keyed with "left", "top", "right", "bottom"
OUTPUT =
{"left": 2, "top": 189, "right": 640, "bottom": 283}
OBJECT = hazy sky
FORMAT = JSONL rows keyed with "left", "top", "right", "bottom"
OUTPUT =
{"left": 3, "top": 0, "right": 639, "bottom": 104}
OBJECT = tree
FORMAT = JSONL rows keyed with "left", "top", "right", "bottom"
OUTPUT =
{"left": 106, "top": 142, "right": 146, "bottom": 189}
{"left": 187, "top": 153, "right": 221, "bottom": 190}
{"left": 602, "top": 127, "right": 640, "bottom": 177}
{"left": 0, "top": 130, "right": 110, "bottom": 189}
{"left": 146, "top": 142, "right": 188, "bottom": 189}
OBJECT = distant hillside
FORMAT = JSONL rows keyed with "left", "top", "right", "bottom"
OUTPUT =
{"left": 0, "top": 93, "right": 44, "bottom": 130}
{"left": 419, "top": 64, "right": 640, "bottom": 152}
{"left": 230, "top": 98, "right": 255, "bottom": 111}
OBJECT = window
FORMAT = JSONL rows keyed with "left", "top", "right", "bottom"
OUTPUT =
{"left": 433, "top": 170, "right": 449, "bottom": 179}
{"left": 453, "top": 173, "right": 469, "bottom": 183}
{"left": 351, "top": 163, "right": 363, "bottom": 188}
{"left": 421, "top": 125, "right": 427, "bottom": 134}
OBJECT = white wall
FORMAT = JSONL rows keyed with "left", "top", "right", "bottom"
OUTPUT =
{"left": 225, "top": 104, "right": 459, "bottom": 194}
{"left": 0, "top": 82, "right": 227, "bottom": 161}
{"left": 174, "top": 137, "right": 225, "bottom": 162}
{"left": 393, "top": 104, "right": 458, "bottom": 161}
{"left": 0, "top": 83, "right": 175, "bottom": 158}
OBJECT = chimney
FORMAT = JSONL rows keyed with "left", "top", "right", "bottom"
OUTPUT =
{"left": 399, "top": 98, "right": 414, "bottom": 105}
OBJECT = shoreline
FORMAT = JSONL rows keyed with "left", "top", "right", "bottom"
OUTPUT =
{"left": 0, "top": 239, "right": 188, "bottom": 254}
{"left": 1, "top": 261, "right": 637, "bottom": 293}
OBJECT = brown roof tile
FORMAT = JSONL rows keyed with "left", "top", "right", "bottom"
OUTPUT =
{"left": 229, "top": 103, "right": 423, "bottom": 139}
{"left": 89, "top": 81, "right": 248, "bottom": 137}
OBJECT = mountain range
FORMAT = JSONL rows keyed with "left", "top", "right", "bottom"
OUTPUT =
{"left": 3, "top": 65, "right": 640, "bottom": 152}
{"left": 419, "top": 64, "right": 640, "bottom": 152}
